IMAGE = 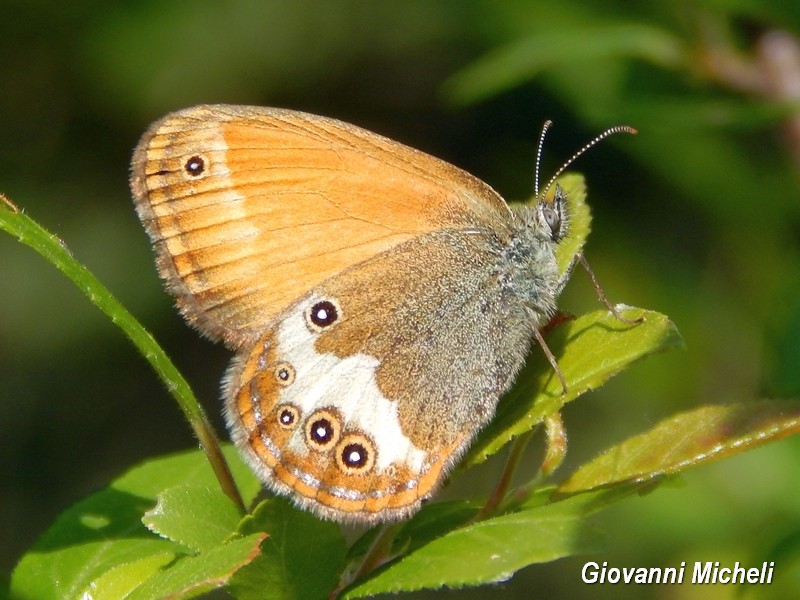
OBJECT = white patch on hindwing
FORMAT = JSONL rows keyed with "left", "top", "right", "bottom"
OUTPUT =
{"left": 274, "top": 296, "right": 427, "bottom": 473}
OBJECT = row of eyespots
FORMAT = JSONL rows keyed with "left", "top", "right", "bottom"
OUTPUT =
{"left": 269, "top": 297, "right": 356, "bottom": 470}
{"left": 276, "top": 404, "right": 375, "bottom": 475}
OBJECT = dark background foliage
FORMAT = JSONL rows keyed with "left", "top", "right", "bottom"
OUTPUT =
{"left": 1, "top": 1, "right": 799, "bottom": 598}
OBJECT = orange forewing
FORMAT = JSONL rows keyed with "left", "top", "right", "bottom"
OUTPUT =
{"left": 131, "top": 105, "right": 510, "bottom": 348}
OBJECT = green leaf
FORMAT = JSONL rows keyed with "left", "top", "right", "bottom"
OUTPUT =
{"left": 552, "top": 173, "right": 591, "bottom": 276}
{"left": 122, "top": 534, "right": 265, "bottom": 600}
{"left": 559, "top": 400, "right": 800, "bottom": 494}
{"left": 462, "top": 308, "right": 683, "bottom": 469}
{"left": 228, "top": 497, "right": 347, "bottom": 600}
{"left": 76, "top": 553, "right": 175, "bottom": 600}
{"left": 11, "top": 487, "right": 183, "bottom": 600}
{"left": 392, "top": 500, "right": 483, "bottom": 556}
{"left": 343, "top": 487, "right": 638, "bottom": 598}
{"left": 11, "top": 445, "right": 260, "bottom": 600}
{"left": 111, "top": 444, "right": 261, "bottom": 503}
{"left": 143, "top": 484, "right": 245, "bottom": 553}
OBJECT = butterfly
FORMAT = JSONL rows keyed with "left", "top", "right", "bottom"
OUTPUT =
{"left": 130, "top": 105, "right": 634, "bottom": 524}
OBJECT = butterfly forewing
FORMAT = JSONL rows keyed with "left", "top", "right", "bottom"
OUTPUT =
{"left": 130, "top": 104, "right": 510, "bottom": 349}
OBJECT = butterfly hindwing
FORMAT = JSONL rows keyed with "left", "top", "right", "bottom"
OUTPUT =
{"left": 223, "top": 227, "right": 541, "bottom": 522}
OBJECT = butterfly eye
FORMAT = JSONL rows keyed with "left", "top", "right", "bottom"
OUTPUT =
{"left": 541, "top": 205, "right": 561, "bottom": 235}
{"left": 336, "top": 434, "right": 375, "bottom": 474}
{"left": 184, "top": 155, "right": 206, "bottom": 177}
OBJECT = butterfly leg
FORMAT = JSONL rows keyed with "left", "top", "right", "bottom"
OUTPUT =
{"left": 574, "top": 253, "right": 644, "bottom": 325}
{"left": 555, "top": 251, "right": 639, "bottom": 324}
{"left": 533, "top": 326, "right": 568, "bottom": 395}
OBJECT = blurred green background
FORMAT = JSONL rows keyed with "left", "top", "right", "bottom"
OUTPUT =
{"left": 2, "top": 1, "right": 799, "bottom": 598}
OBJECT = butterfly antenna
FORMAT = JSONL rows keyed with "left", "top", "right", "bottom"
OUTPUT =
{"left": 534, "top": 120, "right": 553, "bottom": 199}
{"left": 541, "top": 124, "right": 637, "bottom": 198}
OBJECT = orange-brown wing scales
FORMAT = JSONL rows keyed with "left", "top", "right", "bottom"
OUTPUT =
{"left": 221, "top": 112, "right": 511, "bottom": 226}
{"left": 178, "top": 235, "right": 411, "bottom": 340}
{"left": 130, "top": 105, "right": 510, "bottom": 348}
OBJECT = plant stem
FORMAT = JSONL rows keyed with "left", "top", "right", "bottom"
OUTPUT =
{"left": 0, "top": 196, "right": 246, "bottom": 512}
{"left": 331, "top": 522, "right": 403, "bottom": 599}
{"left": 473, "top": 429, "right": 534, "bottom": 521}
